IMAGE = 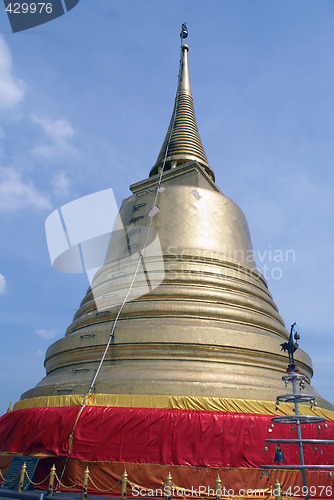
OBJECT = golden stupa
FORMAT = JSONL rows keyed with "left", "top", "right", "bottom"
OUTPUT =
{"left": 21, "top": 43, "right": 331, "bottom": 410}
{"left": 0, "top": 30, "right": 332, "bottom": 496}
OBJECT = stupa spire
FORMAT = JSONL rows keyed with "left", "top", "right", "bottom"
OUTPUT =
{"left": 150, "top": 30, "right": 214, "bottom": 180}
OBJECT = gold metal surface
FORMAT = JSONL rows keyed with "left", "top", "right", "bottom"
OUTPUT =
{"left": 20, "top": 43, "right": 333, "bottom": 411}
{"left": 150, "top": 45, "right": 214, "bottom": 180}
{"left": 21, "top": 163, "right": 333, "bottom": 410}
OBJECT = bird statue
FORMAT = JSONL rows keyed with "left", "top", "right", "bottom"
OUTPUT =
{"left": 280, "top": 322, "right": 300, "bottom": 372}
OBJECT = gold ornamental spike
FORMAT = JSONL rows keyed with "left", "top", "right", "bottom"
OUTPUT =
{"left": 150, "top": 43, "right": 214, "bottom": 180}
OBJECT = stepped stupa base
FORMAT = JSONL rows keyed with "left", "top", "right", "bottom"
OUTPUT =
{"left": 0, "top": 394, "right": 333, "bottom": 497}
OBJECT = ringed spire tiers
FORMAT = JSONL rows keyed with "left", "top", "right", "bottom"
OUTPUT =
{"left": 149, "top": 43, "right": 214, "bottom": 180}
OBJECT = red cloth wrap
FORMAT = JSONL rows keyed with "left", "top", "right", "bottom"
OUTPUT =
{"left": 0, "top": 406, "right": 333, "bottom": 467}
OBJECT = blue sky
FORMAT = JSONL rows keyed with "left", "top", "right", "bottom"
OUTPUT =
{"left": 0, "top": 0, "right": 333, "bottom": 416}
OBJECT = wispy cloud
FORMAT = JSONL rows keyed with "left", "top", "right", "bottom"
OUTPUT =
{"left": 51, "top": 171, "right": 71, "bottom": 197}
{"left": 32, "top": 115, "right": 74, "bottom": 140}
{"left": 0, "top": 274, "right": 6, "bottom": 295}
{"left": 31, "top": 115, "right": 78, "bottom": 161}
{"left": 0, "top": 166, "right": 51, "bottom": 213}
{"left": 34, "top": 329, "right": 56, "bottom": 339}
{"left": 0, "top": 36, "right": 25, "bottom": 110}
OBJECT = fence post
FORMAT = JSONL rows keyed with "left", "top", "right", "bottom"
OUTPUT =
{"left": 274, "top": 478, "right": 282, "bottom": 500}
{"left": 165, "top": 472, "right": 173, "bottom": 500}
{"left": 81, "top": 466, "right": 89, "bottom": 500}
{"left": 47, "top": 464, "right": 56, "bottom": 496}
{"left": 18, "top": 462, "right": 27, "bottom": 492}
{"left": 121, "top": 469, "right": 128, "bottom": 500}
{"left": 215, "top": 474, "right": 222, "bottom": 500}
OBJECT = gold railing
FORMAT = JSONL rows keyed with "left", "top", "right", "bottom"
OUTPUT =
{"left": 0, "top": 464, "right": 290, "bottom": 500}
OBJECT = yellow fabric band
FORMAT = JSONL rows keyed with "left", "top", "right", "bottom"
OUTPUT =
{"left": 12, "top": 393, "right": 334, "bottom": 421}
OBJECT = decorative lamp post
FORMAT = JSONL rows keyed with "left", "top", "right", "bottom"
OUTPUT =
{"left": 262, "top": 324, "right": 334, "bottom": 500}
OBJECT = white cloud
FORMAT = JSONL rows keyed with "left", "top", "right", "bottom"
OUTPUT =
{"left": 0, "top": 36, "right": 25, "bottom": 110}
{"left": 31, "top": 115, "right": 78, "bottom": 161}
{"left": 34, "top": 329, "right": 56, "bottom": 339}
{"left": 0, "top": 166, "right": 51, "bottom": 213}
{"left": 31, "top": 115, "right": 74, "bottom": 141}
{"left": 51, "top": 171, "right": 71, "bottom": 197}
{"left": 0, "top": 274, "right": 6, "bottom": 295}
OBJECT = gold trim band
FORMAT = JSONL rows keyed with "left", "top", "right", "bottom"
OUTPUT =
{"left": 12, "top": 393, "right": 334, "bottom": 421}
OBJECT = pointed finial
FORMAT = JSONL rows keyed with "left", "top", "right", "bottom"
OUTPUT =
{"left": 150, "top": 27, "right": 214, "bottom": 180}
{"left": 180, "top": 23, "right": 188, "bottom": 40}
{"left": 179, "top": 43, "right": 191, "bottom": 94}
